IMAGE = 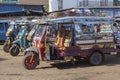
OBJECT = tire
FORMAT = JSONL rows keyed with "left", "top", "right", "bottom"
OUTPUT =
{"left": 3, "top": 42, "right": 11, "bottom": 53}
{"left": 23, "top": 53, "right": 38, "bottom": 70}
{"left": 9, "top": 44, "right": 20, "bottom": 56}
{"left": 88, "top": 52, "right": 104, "bottom": 66}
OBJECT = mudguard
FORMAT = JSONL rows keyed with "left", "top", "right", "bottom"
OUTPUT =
{"left": 6, "top": 37, "right": 10, "bottom": 40}
{"left": 12, "top": 39, "right": 19, "bottom": 44}
{"left": 5, "top": 37, "right": 11, "bottom": 43}
{"left": 12, "top": 39, "right": 21, "bottom": 47}
{"left": 24, "top": 46, "right": 38, "bottom": 55}
{"left": 6, "top": 37, "right": 14, "bottom": 41}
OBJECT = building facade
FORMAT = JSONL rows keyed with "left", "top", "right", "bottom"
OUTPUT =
{"left": 49, "top": 0, "right": 113, "bottom": 12}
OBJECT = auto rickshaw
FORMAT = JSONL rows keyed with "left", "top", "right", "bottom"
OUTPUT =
{"left": 3, "top": 21, "right": 21, "bottom": 53}
{"left": 0, "top": 20, "right": 10, "bottom": 42}
{"left": 9, "top": 22, "right": 34, "bottom": 56}
{"left": 23, "top": 16, "right": 120, "bottom": 69}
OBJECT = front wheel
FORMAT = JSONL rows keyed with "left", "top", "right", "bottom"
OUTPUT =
{"left": 88, "top": 52, "right": 104, "bottom": 66}
{"left": 9, "top": 44, "right": 20, "bottom": 56}
{"left": 23, "top": 53, "right": 38, "bottom": 70}
{"left": 3, "top": 42, "right": 11, "bottom": 53}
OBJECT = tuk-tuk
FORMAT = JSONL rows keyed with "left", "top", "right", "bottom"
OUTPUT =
{"left": 9, "top": 22, "right": 34, "bottom": 56}
{"left": 23, "top": 16, "right": 120, "bottom": 69}
{"left": 3, "top": 21, "right": 21, "bottom": 53}
{"left": 0, "top": 20, "right": 10, "bottom": 41}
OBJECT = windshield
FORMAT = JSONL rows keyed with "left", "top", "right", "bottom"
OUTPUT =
{"left": 35, "top": 24, "right": 45, "bottom": 36}
{"left": 28, "top": 25, "right": 38, "bottom": 37}
{"left": 19, "top": 26, "right": 26, "bottom": 33}
{"left": 8, "top": 24, "right": 16, "bottom": 30}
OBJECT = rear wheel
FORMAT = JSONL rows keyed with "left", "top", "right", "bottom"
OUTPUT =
{"left": 23, "top": 53, "right": 38, "bottom": 70}
{"left": 3, "top": 42, "right": 11, "bottom": 53}
{"left": 9, "top": 44, "right": 20, "bottom": 56}
{"left": 88, "top": 52, "right": 104, "bottom": 66}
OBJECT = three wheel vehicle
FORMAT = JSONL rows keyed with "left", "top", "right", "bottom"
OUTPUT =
{"left": 21, "top": 15, "right": 120, "bottom": 70}
{"left": 9, "top": 22, "right": 34, "bottom": 56}
{"left": 3, "top": 21, "right": 21, "bottom": 53}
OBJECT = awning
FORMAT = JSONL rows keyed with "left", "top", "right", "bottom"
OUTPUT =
{"left": 22, "top": 5, "right": 45, "bottom": 13}
{"left": 0, "top": 4, "right": 24, "bottom": 14}
{"left": 0, "top": 4, "right": 45, "bottom": 16}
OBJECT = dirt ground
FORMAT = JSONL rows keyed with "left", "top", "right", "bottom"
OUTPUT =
{"left": 0, "top": 45, "right": 120, "bottom": 80}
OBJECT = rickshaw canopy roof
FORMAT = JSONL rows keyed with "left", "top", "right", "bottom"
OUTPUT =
{"left": 0, "top": 20, "right": 10, "bottom": 23}
{"left": 50, "top": 16, "right": 113, "bottom": 24}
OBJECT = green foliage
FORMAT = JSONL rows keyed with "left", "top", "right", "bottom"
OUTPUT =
{"left": 43, "top": 5, "right": 49, "bottom": 12}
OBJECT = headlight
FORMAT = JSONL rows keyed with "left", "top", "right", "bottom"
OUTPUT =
{"left": 19, "top": 36, "right": 22, "bottom": 39}
{"left": 37, "top": 43, "right": 44, "bottom": 48}
{"left": 27, "top": 36, "right": 32, "bottom": 41}
{"left": 40, "top": 43, "right": 44, "bottom": 48}
{"left": 6, "top": 30, "right": 12, "bottom": 36}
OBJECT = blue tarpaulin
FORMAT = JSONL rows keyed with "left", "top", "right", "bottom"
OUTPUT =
{"left": 0, "top": 5, "right": 24, "bottom": 14}
{"left": 0, "top": 4, "right": 44, "bottom": 16}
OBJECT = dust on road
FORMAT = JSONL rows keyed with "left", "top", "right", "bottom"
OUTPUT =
{"left": 0, "top": 45, "right": 120, "bottom": 80}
